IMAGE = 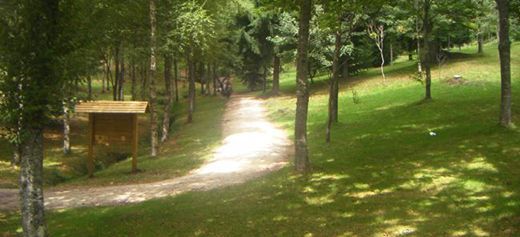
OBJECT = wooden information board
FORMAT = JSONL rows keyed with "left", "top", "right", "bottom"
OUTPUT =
{"left": 76, "top": 101, "right": 148, "bottom": 177}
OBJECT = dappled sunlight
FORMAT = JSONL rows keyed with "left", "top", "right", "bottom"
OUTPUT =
{"left": 196, "top": 160, "right": 244, "bottom": 174}
{"left": 0, "top": 95, "right": 292, "bottom": 211}
{"left": 195, "top": 97, "right": 290, "bottom": 175}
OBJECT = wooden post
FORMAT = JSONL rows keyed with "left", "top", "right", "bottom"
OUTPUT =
{"left": 87, "top": 114, "right": 95, "bottom": 178}
{"left": 132, "top": 114, "right": 138, "bottom": 173}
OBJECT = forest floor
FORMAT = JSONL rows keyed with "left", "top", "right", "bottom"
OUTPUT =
{"left": 0, "top": 95, "right": 291, "bottom": 211}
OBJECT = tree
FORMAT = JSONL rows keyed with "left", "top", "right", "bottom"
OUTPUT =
{"left": 268, "top": 11, "right": 298, "bottom": 95}
{"left": 294, "top": 0, "right": 312, "bottom": 172}
{"left": 367, "top": 21, "right": 386, "bottom": 82}
{"left": 174, "top": 1, "right": 215, "bottom": 123}
{"left": 422, "top": 0, "right": 433, "bottom": 100}
{"left": 0, "top": 0, "right": 78, "bottom": 235}
{"left": 496, "top": 0, "right": 512, "bottom": 127}
{"left": 235, "top": 7, "right": 275, "bottom": 91}
{"left": 149, "top": 0, "right": 159, "bottom": 157}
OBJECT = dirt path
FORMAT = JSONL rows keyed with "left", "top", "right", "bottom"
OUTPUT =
{"left": 0, "top": 95, "right": 292, "bottom": 211}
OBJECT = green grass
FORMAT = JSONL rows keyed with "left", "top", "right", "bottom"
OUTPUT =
{"left": 0, "top": 78, "right": 226, "bottom": 189}
{"left": 1, "top": 42, "right": 519, "bottom": 236}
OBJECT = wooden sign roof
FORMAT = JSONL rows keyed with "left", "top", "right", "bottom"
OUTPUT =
{"left": 75, "top": 101, "right": 148, "bottom": 114}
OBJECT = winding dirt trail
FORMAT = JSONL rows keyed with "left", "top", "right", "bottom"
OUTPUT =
{"left": 0, "top": 95, "right": 292, "bottom": 211}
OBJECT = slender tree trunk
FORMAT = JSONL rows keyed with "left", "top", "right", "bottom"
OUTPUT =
{"left": 174, "top": 58, "right": 179, "bottom": 102}
{"left": 20, "top": 126, "right": 47, "bottom": 237}
{"left": 205, "top": 64, "right": 210, "bottom": 95}
{"left": 200, "top": 63, "right": 205, "bottom": 95}
{"left": 408, "top": 40, "right": 414, "bottom": 61}
{"left": 212, "top": 63, "right": 217, "bottom": 96}
{"left": 114, "top": 45, "right": 120, "bottom": 101}
{"left": 262, "top": 66, "right": 268, "bottom": 94}
{"left": 119, "top": 46, "right": 125, "bottom": 101}
{"left": 272, "top": 55, "right": 281, "bottom": 95}
{"left": 63, "top": 102, "right": 71, "bottom": 155}
{"left": 131, "top": 62, "right": 137, "bottom": 101}
{"left": 423, "top": 0, "right": 432, "bottom": 100}
{"left": 149, "top": 0, "right": 159, "bottom": 157}
{"left": 390, "top": 43, "right": 394, "bottom": 65}
{"left": 294, "top": 0, "right": 312, "bottom": 172}
{"left": 103, "top": 54, "right": 110, "bottom": 93}
{"left": 141, "top": 63, "right": 148, "bottom": 100}
{"left": 102, "top": 61, "right": 106, "bottom": 93}
{"left": 415, "top": 0, "right": 423, "bottom": 73}
{"left": 187, "top": 54, "right": 196, "bottom": 123}
{"left": 478, "top": 29, "right": 484, "bottom": 54}
{"left": 378, "top": 33, "right": 386, "bottom": 82}
{"left": 496, "top": 0, "right": 512, "bottom": 127}
{"left": 326, "top": 28, "right": 341, "bottom": 143}
{"left": 12, "top": 145, "right": 21, "bottom": 167}
{"left": 161, "top": 55, "right": 173, "bottom": 143}
{"left": 87, "top": 75, "right": 92, "bottom": 100}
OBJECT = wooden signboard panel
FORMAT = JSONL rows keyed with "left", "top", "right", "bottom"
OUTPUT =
{"left": 87, "top": 113, "right": 139, "bottom": 177}
{"left": 76, "top": 101, "right": 147, "bottom": 178}
{"left": 93, "top": 114, "right": 133, "bottom": 146}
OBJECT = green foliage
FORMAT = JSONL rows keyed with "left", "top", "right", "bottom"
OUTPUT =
{"left": 235, "top": 5, "right": 275, "bottom": 90}
{"left": 174, "top": 1, "right": 215, "bottom": 56}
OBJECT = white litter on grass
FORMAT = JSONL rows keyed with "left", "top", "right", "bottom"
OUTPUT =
{"left": 429, "top": 131, "right": 437, "bottom": 136}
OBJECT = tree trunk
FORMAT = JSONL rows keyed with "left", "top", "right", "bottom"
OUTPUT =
{"left": 212, "top": 63, "right": 217, "bottom": 96}
{"left": 326, "top": 28, "right": 341, "bottom": 143}
{"left": 103, "top": 54, "right": 110, "bottom": 93}
{"left": 206, "top": 64, "right": 210, "bottom": 95}
{"left": 390, "top": 43, "right": 394, "bottom": 65}
{"left": 119, "top": 46, "right": 125, "bottom": 101}
{"left": 378, "top": 31, "right": 386, "bottom": 82}
{"left": 423, "top": 0, "right": 432, "bottom": 100}
{"left": 161, "top": 55, "right": 173, "bottom": 143}
{"left": 101, "top": 62, "right": 106, "bottom": 93}
{"left": 478, "top": 29, "right": 484, "bottom": 54}
{"left": 20, "top": 126, "right": 47, "bottom": 237}
{"left": 131, "top": 62, "right": 137, "bottom": 101}
{"left": 408, "top": 40, "right": 414, "bottom": 61}
{"left": 496, "top": 0, "right": 512, "bottom": 127}
{"left": 200, "top": 63, "right": 205, "bottom": 95}
{"left": 415, "top": 0, "right": 423, "bottom": 74}
{"left": 174, "top": 58, "right": 179, "bottom": 102}
{"left": 262, "top": 66, "right": 268, "bottom": 94}
{"left": 63, "top": 103, "right": 71, "bottom": 155}
{"left": 114, "top": 45, "right": 120, "bottom": 101}
{"left": 141, "top": 63, "right": 148, "bottom": 100}
{"left": 272, "top": 55, "right": 281, "bottom": 95}
{"left": 87, "top": 76, "right": 92, "bottom": 100}
{"left": 294, "top": 0, "right": 312, "bottom": 172}
{"left": 187, "top": 54, "right": 196, "bottom": 123}
{"left": 149, "top": 0, "right": 159, "bottom": 157}
{"left": 12, "top": 144, "right": 21, "bottom": 166}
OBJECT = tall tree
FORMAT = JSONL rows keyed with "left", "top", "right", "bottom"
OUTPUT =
{"left": 161, "top": 54, "right": 174, "bottom": 143}
{"left": 496, "top": 0, "right": 512, "bottom": 127}
{"left": 422, "top": 0, "right": 433, "bottom": 100}
{"left": 294, "top": 0, "right": 312, "bottom": 172}
{"left": 0, "top": 0, "right": 76, "bottom": 235}
{"left": 149, "top": 0, "right": 159, "bottom": 157}
{"left": 174, "top": 1, "right": 215, "bottom": 123}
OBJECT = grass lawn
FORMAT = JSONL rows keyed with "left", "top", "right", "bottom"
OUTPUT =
{"left": 1, "top": 42, "right": 519, "bottom": 236}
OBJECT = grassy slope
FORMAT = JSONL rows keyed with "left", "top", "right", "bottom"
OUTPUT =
{"left": 0, "top": 78, "right": 226, "bottom": 188}
{"left": 1, "top": 43, "right": 519, "bottom": 236}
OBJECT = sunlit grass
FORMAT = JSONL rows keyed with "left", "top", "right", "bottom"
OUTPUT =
{"left": 1, "top": 42, "right": 519, "bottom": 236}
{"left": 0, "top": 77, "right": 226, "bottom": 188}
